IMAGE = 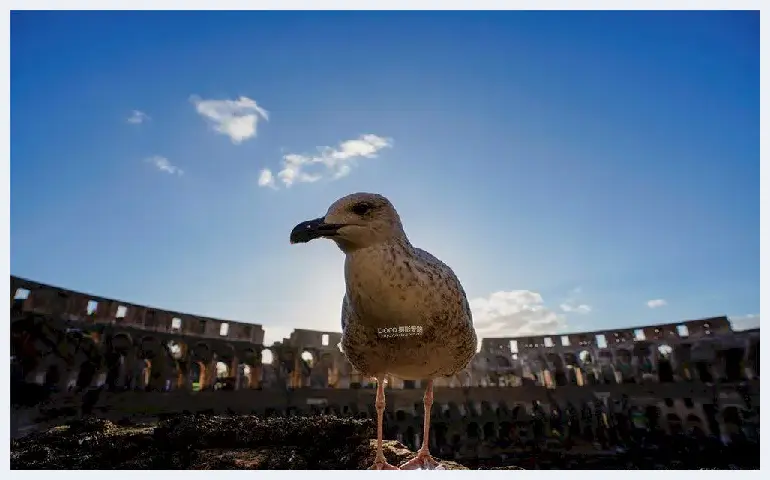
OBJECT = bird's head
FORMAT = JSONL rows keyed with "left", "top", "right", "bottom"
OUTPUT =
{"left": 290, "top": 192, "right": 406, "bottom": 252}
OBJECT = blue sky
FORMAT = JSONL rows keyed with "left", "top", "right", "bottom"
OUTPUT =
{"left": 10, "top": 11, "right": 759, "bottom": 344}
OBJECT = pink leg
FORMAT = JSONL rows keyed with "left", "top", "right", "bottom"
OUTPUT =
{"left": 399, "top": 379, "right": 444, "bottom": 470}
{"left": 368, "top": 375, "right": 398, "bottom": 470}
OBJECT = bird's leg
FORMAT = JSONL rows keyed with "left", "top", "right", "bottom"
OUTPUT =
{"left": 368, "top": 375, "right": 398, "bottom": 470}
{"left": 399, "top": 379, "right": 444, "bottom": 470}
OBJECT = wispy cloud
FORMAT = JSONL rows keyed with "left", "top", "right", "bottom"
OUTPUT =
{"left": 646, "top": 298, "right": 667, "bottom": 308}
{"left": 259, "top": 134, "right": 392, "bottom": 189}
{"left": 559, "top": 286, "right": 592, "bottom": 314}
{"left": 145, "top": 155, "right": 183, "bottom": 176}
{"left": 560, "top": 303, "right": 592, "bottom": 314}
{"left": 190, "top": 95, "right": 269, "bottom": 144}
{"left": 258, "top": 168, "right": 277, "bottom": 189}
{"left": 127, "top": 110, "right": 150, "bottom": 124}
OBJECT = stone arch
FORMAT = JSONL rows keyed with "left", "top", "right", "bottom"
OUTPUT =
{"left": 163, "top": 339, "right": 187, "bottom": 390}
{"left": 562, "top": 353, "right": 580, "bottom": 385}
{"left": 483, "top": 421, "right": 496, "bottom": 441}
{"left": 111, "top": 333, "right": 133, "bottom": 352}
{"left": 596, "top": 350, "right": 616, "bottom": 384}
{"left": 615, "top": 348, "right": 634, "bottom": 383}
{"left": 666, "top": 413, "right": 683, "bottom": 434}
{"left": 546, "top": 353, "right": 567, "bottom": 386}
{"left": 686, "top": 413, "right": 704, "bottom": 434}
{"left": 657, "top": 343, "right": 675, "bottom": 382}
{"left": 137, "top": 358, "right": 151, "bottom": 389}
{"left": 498, "top": 421, "right": 513, "bottom": 442}
{"left": 722, "top": 406, "right": 742, "bottom": 437}
{"left": 75, "top": 359, "right": 97, "bottom": 389}
{"left": 44, "top": 363, "right": 62, "bottom": 388}
{"left": 722, "top": 347, "right": 746, "bottom": 382}
{"left": 261, "top": 348, "right": 274, "bottom": 365}
{"left": 633, "top": 342, "right": 652, "bottom": 359}
{"left": 579, "top": 349, "right": 593, "bottom": 365}
{"left": 644, "top": 405, "right": 661, "bottom": 430}
{"left": 494, "top": 355, "right": 511, "bottom": 369}
{"left": 445, "top": 401, "right": 460, "bottom": 420}
{"left": 432, "top": 422, "right": 448, "bottom": 450}
{"left": 466, "top": 422, "right": 480, "bottom": 439}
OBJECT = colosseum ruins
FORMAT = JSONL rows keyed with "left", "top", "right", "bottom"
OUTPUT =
{"left": 10, "top": 275, "right": 760, "bottom": 450}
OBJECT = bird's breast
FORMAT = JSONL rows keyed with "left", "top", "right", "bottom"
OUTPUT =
{"left": 344, "top": 247, "right": 431, "bottom": 328}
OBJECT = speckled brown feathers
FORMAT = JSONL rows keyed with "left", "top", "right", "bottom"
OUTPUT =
{"left": 329, "top": 197, "right": 477, "bottom": 381}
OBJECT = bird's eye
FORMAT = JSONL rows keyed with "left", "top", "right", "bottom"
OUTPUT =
{"left": 351, "top": 203, "right": 372, "bottom": 215}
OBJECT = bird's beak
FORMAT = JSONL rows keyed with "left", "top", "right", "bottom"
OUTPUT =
{"left": 290, "top": 217, "right": 345, "bottom": 244}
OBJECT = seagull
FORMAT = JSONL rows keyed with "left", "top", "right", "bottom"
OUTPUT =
{"left": 290, "top": 192, "right": 477, "bottom": 470}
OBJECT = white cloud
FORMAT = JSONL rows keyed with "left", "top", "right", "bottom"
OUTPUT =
{"left": 190, "top": 95, "right": 269, "bottom": 144}
{"left": 560, "top": 303, "right": 592, "bottom": 314}
{"left": 260, "top": 134, "right": 393, "bottom": 188}
{"left": 470, "top": 290, "right": 568, "bottom": 339}
{"left": 145, "top": 155, "right": 183, "bottom": 176}
{"left": 730, "top": 314, "right": 759, "bottom": 331}
{"left": 127, "top": 110, "right": 150, "bottom": 124}
{"left": 258, "top": 168, "right": 277, "bottom": 189}
{"left": 646, "top": 299, "right": 667, "bottom": 309}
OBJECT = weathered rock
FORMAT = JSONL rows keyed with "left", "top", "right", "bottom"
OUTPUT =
{"left": 10, "top": 414, "right": 472, "bottom": 470}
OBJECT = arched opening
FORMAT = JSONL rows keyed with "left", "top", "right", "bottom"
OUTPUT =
{"left": 44, "top": 364, "right": 61, "bottom": 389}
{"left": 483, "top": 421, "right": 496, "bottom": 441}
{"left": 686, "top": 414, "right": 704, "bottom": 435}
{"left": 644, "top": 405, "right": 661, "bottom": 431}
{"left": 239, "top": 364, "right": 252, "bottom": 389}
{"left": 579, "top": 350, "right": 593, "bottom": 365}
{"left": 213, "top": 361, "right": 230, "bottom": 390}
{"left": 578, "top": 350, "right": 595, "bottom": 385}
{"left": 722, "top": 406, "right": 743, "bottom": 439}
{"left": 615, "top": 349, "right": 634, "bottom": 383}
{"left": 657, "top": 344, "right": 674, "bottom": 382}
{"left": 104, "top": 353, "right": 124, "bottom": 390}
{"left": 466, "top": 422, "right": 480, "bottom": 439}
{"left": 666, "top": 413, "right": 683, "bottom": 434}
{"left": 433, "top": 422, "right": 448, "bottom": 450}
{"left": 405, "top": 426, "right": 416, "bottom": 450}
{"left": 498, "top": 421, "right": 512, "bottom": 442}
{"left": 76, "top": 361, "right": 96, "bottom": 389}
{"left": 140, "top": 359, "right": 151, "bottom": 390}
{"left": 546, "top": 353, "right": 567, "bottom": 386}
{"left": 189, "top": 361, "right": 204, "bottom": 391}
{"left": 301, "top": 350, "right": 314, "bottom": 367}
{"left": 695, "top": 361, "right": 713, "bottom": 383}
{"left": 261, "top": 349, "right": 274, "bottom": 365}
{"left": 723, "top": 348, "right": 745, "bottom": 382}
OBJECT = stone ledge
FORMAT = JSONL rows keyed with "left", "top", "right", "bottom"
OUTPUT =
{"left": 10, "top": 415, "right": 473, "bottom": 470}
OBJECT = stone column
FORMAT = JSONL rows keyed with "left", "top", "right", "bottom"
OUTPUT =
{"left": 248, "top": 364, "right": 262, "bottom": 389}
{"left": 230, "top": 356, "right": 241, "bottom": 390}
{"left": 205, "top": 356, "right": 218, "bottom": 389}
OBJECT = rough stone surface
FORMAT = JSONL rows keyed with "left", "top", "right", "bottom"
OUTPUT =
{"left": 10, "top": 415, "right": 472, "bottom": 470}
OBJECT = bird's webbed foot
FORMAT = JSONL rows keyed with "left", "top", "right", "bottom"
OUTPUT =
{"left": 368, "top": 457, "right": 399, "bottom": 470}
{"left": 399, "top": 450, "right": 445, "bottom": 470}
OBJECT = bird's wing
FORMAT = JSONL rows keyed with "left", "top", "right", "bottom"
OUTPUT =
{"left": 413, "top": 247, "right": 474, "bottom": 323}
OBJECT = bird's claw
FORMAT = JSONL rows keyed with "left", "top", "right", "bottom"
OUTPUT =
{"left": 399, "top": 452, "right": 445, "bottom": 470}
